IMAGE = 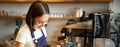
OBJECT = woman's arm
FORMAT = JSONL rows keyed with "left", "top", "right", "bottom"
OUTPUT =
{"left": 15, "top": 41, "right": 25, "bottom": 47}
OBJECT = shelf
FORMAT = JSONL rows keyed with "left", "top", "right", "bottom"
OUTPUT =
{"left": 50, "top": 17, "right": 79, "bottom": 20}
{"left": 41, "top": 0, "right": 113, "bottom": 3}
{"left": 41, "top": 0, "right": 75, "bottom": 3}
{"left": 0, "top": 0, "right": 113, "bottom": 3}
{"left": 85, "top": 0, "right": 113, "bottom": 3}
{"left": 0, "top": 16, "right": 79, "bottom": 20}
{"left": 0, "top": 0, "right": 36, "bottom": 3}
{"left": 0, "top": 16, "right": 24, "bottom": 19}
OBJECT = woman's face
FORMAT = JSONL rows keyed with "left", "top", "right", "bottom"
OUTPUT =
{"left": 33, "top": 14, "right": 49, "bottom": 29}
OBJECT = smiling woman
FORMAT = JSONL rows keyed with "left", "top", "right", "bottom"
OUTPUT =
{"left": 15, "top": 1, "right": 50, "bottom": 47}
{"left": 33, "top": 14, "right": 49, "bottom": 29}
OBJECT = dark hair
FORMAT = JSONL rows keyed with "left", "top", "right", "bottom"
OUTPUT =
{"left": 26, "top": 1, "right": 50, "bottom": 31}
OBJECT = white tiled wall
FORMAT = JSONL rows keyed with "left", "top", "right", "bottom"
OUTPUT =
{"left": 109, "top": 0, "right": 120, "bottom": 13}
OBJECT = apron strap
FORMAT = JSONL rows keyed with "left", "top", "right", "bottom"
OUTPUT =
{"left": 30, "top": 29, "right": 47, "bottom": 47}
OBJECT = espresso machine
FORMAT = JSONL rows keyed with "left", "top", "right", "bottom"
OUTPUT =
{"left": 58, "top": 18, "right": 92, "bottom": 47}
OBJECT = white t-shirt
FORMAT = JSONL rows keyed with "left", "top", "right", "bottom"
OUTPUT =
{"left": 16, "top": 24, "right": 47, "bottom": 47}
